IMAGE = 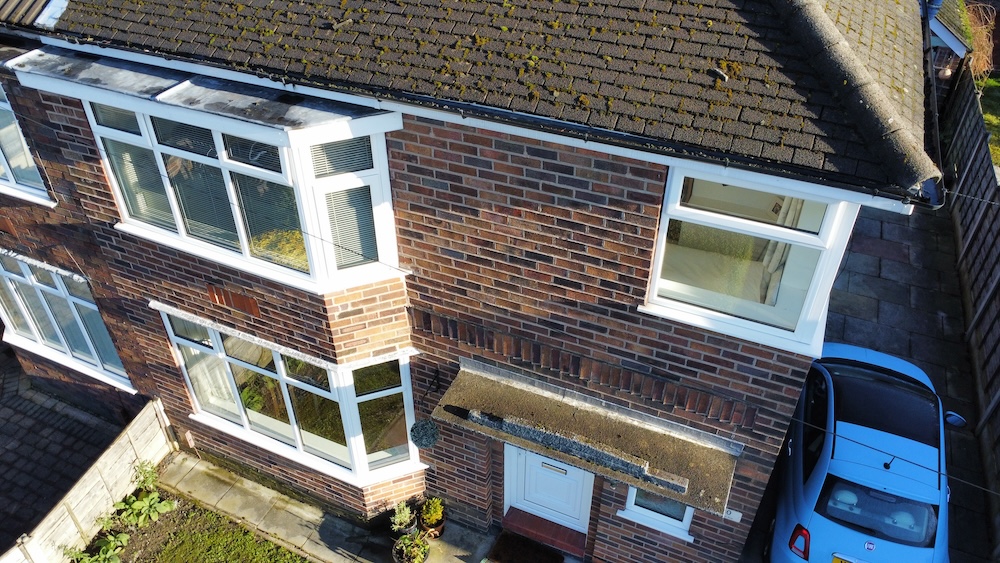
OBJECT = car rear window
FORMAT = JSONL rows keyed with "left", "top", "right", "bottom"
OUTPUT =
{"left": 816, "top": 474, "right": 937, "bottom": 547}
{"left": 823, "top": 361, "right": 939, "bottom": 447}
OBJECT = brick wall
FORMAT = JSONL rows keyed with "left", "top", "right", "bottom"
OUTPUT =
{"left": 0, "top": 67, "right": 154, "bottom": 421}
{"left": 390, "top": 115, "right": 812, "bottom": 561}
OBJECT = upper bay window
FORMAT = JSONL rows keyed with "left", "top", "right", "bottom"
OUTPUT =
{"left": 7, "top": 47, "right": 403, "bottom": 293}
{"left": 644, "top": 168, "right": 858, "bottom": 356}
{"left": 159, "top": 308, "right": 420, "bottom": 484}
{"left": 0, "top": 85, "right": 49, "bottom": 205}
{"left": 0, "top": 252, "right": 131, "bottom": 391}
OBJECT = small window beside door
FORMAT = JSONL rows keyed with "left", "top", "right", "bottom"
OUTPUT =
{"left": 616, "top": 487, "right": 695, "bottom": 541}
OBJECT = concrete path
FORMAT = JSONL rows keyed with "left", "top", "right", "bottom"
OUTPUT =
{"left": 0, "top": 346, "right": 122, "bottom": 552}
{"left": 827, "top": 206, "right": 993, "bottom": 563}
{"left": 159, "top": 452, "right": 499, "bottom": 563}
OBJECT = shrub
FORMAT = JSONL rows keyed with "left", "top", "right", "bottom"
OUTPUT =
{"left": 389, "top": 500, "right": 414, "bottom": 532}
{"left": 420, "top": 497, "right": 444, "bottom": 527}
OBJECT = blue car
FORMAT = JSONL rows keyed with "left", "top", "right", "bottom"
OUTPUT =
{"left": 768, "top": 344, "right": 966, "bottom": 563}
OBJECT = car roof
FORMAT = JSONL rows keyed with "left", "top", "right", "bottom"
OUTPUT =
{"left": 820, "top": 343, "right": 936, "bottom": 391}
{"left": 821, "top": 359, "right": 940, "bottom": 447}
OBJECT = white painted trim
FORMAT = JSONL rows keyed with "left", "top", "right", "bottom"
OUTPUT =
{"left": 33, "top": 39, "right": 915, "bottom": 214}
{"left": 187, "top": 412, "right": 427, "bottom": 488}
{"left": 617, "top": 486, "right": 695, "bottom": 542}
{"left": 930, "top": 19, "right": 968, "bottom": 58}
{"left": 1, "top": 331, "right": 137, "bottom": 393}
{"left": 0, "top": 183, "right": 55, "bottom": 207}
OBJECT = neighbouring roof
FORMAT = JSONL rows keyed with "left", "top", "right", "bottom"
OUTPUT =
{"left": 433, "top": 365, "right": 740, "bottom": 514}
{"left": 9, "top": 0, "right": 940, "bottom": 201}
{"left": 0, "top": 0, "right": 50, "bottom": 27}
{"left": 933, "top": 0, "right": 974, "bottom": 56}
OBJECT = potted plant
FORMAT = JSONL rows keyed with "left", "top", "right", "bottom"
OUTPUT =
{"left": 389, "top": 500, "right": 417, "bottom": 540}
{"left": 418, "top": 496, "right": 445, "bottom": 538}
{"left": 392, "top": 530, "right": 430, "bottom": 563}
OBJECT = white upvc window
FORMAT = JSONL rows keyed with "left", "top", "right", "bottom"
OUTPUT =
{"left": 643, "top": 166, "right": 858, "bottom": 356}
{"left": 0, "top": 85, "right": 50, "bottom": 206}
{"left": 87, "top": 100, "right": 398, "bottom": 293}
{"left": 617, "top": 487, "right": 695, "bottom": 542}
{"left": 161, "top": 310, "right": 420, "bottom": 485}
{"left": 0, "top": 252, "right": 131, "bottom": 391}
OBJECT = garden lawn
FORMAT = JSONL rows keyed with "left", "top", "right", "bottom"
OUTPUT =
{"left": 112, "top": 493, "right": 309, "bottom": 563}
{"left": 979, "top": 74, "right": 1000, "bottom": 164}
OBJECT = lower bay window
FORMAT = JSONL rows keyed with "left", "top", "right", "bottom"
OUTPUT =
{"left": 617, "top": 487, "right": 695, "bottom": 541}
{"left": 161, "top": 309, "right": 420, "bottom": 483}
{"left": 644, "top": 167, "right": 858, "bottom": 356}
{"left": 0, "top": 251, "right": 130, "bottom": 390}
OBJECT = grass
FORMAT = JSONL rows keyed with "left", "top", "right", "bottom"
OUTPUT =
{"left": 111, "top": 494, "right": 310, "bottom": 563}
{"left": 979, "top": 75, "right": 1000, "bottom": 164}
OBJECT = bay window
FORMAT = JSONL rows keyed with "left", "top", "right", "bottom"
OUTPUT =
{"left": 7, "top": 46, "right": 402, "bottom": 293}
{"left": 0, "top": 252, "right": 130, "bottom": 390}
{"left": 645, "top": 168, "right": 858, "bottom": 356}
{"left": 162, "top": 311, "right": 418, "bottom": 481}
{"left": 0, "top": 85, "right": 48, "bottom": 204}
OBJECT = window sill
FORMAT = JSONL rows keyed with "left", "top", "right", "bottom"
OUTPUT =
{"left": 115, "top": 221, "right": 409, "bottom": 295}
{"left": 2, "top": 331, "right": 137, "bottom": 393}
{"left": 616, "top": 508, "right": 694, "bottom": 542}
{"left": 0, "top": 183, "right": 56, "bottom": 207}
{"left": 188, "top": 412, "right": 428, "bottom": 488}
{"left": 638, "top": 300, "right": 823, "bottom": 357}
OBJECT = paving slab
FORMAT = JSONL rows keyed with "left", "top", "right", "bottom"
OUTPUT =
{"left": 216, "top": 475, "right": 281, "bottom": 527}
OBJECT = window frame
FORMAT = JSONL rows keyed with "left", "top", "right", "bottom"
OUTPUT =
{"left": 83, "top": 91, "right": 400, "bottom": 295}
{"left": 0, "top": 84, "right": 52, "bottom": 206}
{"left": 0, "top": 251, "right": 133, "bottom": 392}
{"left": 159, "top": 308, "right": 423, "bottom": 486}
{"left": 641, "top": 165, "right": 859, "bottom": 357}
{"left": 617, "top": 486, "right": 695, "bottom": 541}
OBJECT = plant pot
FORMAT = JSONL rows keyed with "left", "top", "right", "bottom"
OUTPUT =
{"left": 392, "top": 532, "right": 430, "bottom": 563}
{"left": 419, "top": 517, "right": 445, "bottom": 539}
{"left": 389, "top": 518, "right": 418, "bottom": 541}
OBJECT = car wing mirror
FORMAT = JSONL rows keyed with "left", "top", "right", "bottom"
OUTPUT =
{"left": 945, "top": 411, "right": 967, "bottom": 428}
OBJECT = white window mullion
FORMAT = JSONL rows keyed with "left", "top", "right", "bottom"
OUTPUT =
{"left": 146, "top": 114, "right": 188, "bottom": 237}
{"left": 274, "top": 351, "right": 306, "bottom": 451}
{"left": 337, "top": 372, "right": 370, "bottom": 477}
{"left": 215, "top": 331, "right": 251, "bottom": 430}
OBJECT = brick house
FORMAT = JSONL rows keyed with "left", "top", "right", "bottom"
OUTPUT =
{"left": 0, "top": 0, "right": 941, "bottom": 560}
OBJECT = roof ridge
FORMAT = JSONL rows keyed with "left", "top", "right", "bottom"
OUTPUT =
{"left": 778, "top": 0, "right": 940, "bottom": 193}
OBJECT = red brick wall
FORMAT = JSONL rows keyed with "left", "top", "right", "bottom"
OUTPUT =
{"left": 390, "top": 116, "right": 812, "bottom": 561}
{"left": 0, "top": 69, "right": 155, "bottom": 420}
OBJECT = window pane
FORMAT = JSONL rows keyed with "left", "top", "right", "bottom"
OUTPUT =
{"left": 282, "top": 355, "right": 329, "bottom": 390}
{"left": 151, "top": 117, "right": 216, "bottom": 157}
{"left": 233, "top": 173, "right": 308, "bottom": 273}
{"left": 224, "top": 134, "right": 281, "bottom": 172}
{"left": 104, "top": 139, "right": 177, "bottom": 231}
{"left": 289, "top": 386, "right": 350, "bottom": 467}
{"left": 0, "top": 280, "right": 34, "bottom": 337}
{"left": 92, "top": 103, "right": 141, "bottom": 134}
{"left": 311, "top": 136, "right": 372, "bottom": 177}
{"left": 679, "top": 178, "right": 825, "bottom": 234}
{"left": 12, "top": 280, "right": 60, "bottom": 346}
{"left": 232, "top": 365, "right": 294, "bottom": 444}
{"left": 659, "top": 220, "right": 820, "bottom": 330}
{"left": 0, "top": 107, "right": 43, "bottom": 188}
{"left": 0, "top": 255, "right": 21, "bottom": 274}
{"left": 164, "top": 155, "right": 239, "bottom": 250}
{"left": 42, "top": 292, "right": 95, "bottom": 363}
{"left": 327, "top": 186, "right": 378, "bottom": 269}
{"left": 180, "top": 345, "right": 241, "bottom": 423}
{"left": 77, "top": 305, "right": 125, "bottom": 373}
{"left": 169, "top": 315, "right": 212, "bottom": 346}
{"left": 222, "top": 333, "right": 276, "bottom": 372}
{"left": 353, "top": 360, "right": 401, "bottom": 396}
{"left": 635, "top": 490, "right": 687, "bottom": 521}
{"left": 64, "top": 277, "right": 94, "bottom": 301}
{"left": 27, "top": 265, "right": 55, "bottom": 288}
{"left": 358, "top": 392, "right": 409, "bottom": 469}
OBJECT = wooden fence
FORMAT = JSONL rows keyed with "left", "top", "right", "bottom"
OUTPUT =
{"left": 941, "top": 57, "right": 1000, "bottom": 559}
{"left": 0, "top": 400, "right": 175, "bottom": 563}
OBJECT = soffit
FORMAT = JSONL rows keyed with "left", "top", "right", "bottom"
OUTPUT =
{"left": 431, "top": 366, "right": 740, "bottom": 515}
{"left": 43, "top": 0, "right": 937, "bottom": 199}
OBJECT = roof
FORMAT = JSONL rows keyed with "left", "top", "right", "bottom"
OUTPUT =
{"left": 13, "top": 0, "right": 940, "bottom": 200}
{"left": 935, "top": 0, "right": 974, "bottom": 52}
{"left": 0, "top": 0, "right": 50, "bottom": 27}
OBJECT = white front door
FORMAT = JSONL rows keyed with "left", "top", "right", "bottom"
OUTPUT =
{"left": 504, "top": 444, "right": 595, "bottom": 533}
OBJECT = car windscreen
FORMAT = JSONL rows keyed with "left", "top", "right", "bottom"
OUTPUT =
{"left": 816, "top": 474, "right": 937, "bottom": 547}
{"left": 823, "top": 361, "right": 939, "bottom": 447}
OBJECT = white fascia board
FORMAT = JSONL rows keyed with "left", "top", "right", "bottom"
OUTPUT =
{"left": 34, "top": 38, "right": 914, "bottom": 214}
{"left": 930, "top": 19, "right": 969, "bottom": 58}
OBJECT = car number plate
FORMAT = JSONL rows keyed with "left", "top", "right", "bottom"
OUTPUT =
{"left": 832, "top": 557, "right": 857, "bottom": 563}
